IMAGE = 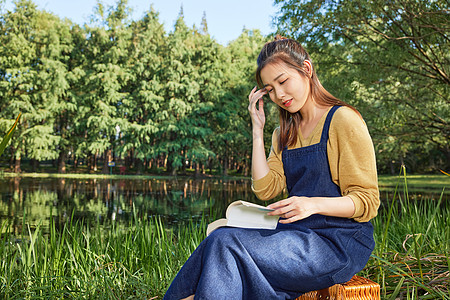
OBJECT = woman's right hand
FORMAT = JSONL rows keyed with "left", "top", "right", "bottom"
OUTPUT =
{"left": 248, "top": 86, "right": 268, "bottom": 131}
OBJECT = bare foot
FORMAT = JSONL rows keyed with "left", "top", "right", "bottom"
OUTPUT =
{"left": 181, "top": 295, "right": 194, "bottom": 300}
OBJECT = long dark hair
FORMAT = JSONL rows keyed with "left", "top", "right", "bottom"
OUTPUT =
{"left": 255, "top": 36, "right": 359, "bottom": 151}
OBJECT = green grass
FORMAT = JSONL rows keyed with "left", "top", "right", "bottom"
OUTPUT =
{"left": 0, "top": 170, "right": 448, "bottom": 299}
{"left": 378, "top": 174, "right": 449, "bottom": 193}
{"left": 365, "top": 167, "right": 449, "bottom": 299}
{"left": 2, "top": 171, "right": 449, "bottom": 192}
{"left": 0, "top": 209, "right": 210, "bottom": 299}
{"left": 0, "top": 171, "right": 175, "bottom": 180}
{"left": 0, "top": 170, "right": 248, "bottom": 181}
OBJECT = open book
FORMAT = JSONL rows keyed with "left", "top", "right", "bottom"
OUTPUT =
{"left": 206, "top": 200, "right": 280, "bottom": 236}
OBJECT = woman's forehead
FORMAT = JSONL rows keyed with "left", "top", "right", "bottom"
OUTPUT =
{"left": 261, "top": 62, "right": 294, "bottom": 81}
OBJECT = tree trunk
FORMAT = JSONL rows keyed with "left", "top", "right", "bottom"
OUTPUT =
{"left": 125, "top": 151, "right": 132, "bottom": 171}
{"left": 103, "top": 149, "right": 111, "bottom": 174}
{"left": 9, "top": 149, "right": 15, "bottom": 171}
{"left": 135, "top": 158, "right": 143, "bottom": 175}
{"left": 208, "top": 158, "right": 213, "bottom": 175}
{"left": 58, "top": 151, "right": 67, "bottom": 173}
{"left": 31, "top": 158, "right": 39, "bottom": 172}
{"left": 14, "top": 155, "right": 21, "bottom": 173}
{"left": 148, "top": 159, "right": 152, "bottom": 170}
{"left": 87, "top": 153, "right": 93, "bottom": 172}
{"left": 93, "top": 151, "right": 98, "bottom": 172}
{"left": 222, "top": 156, "right": 228, "bottom": 176}
{"left": 195, "top": 162, "right": 200, "bottom": 177}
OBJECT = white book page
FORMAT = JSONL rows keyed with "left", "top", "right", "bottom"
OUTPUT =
{"left": 226, "top": 201, "right": 279, "bottom": 229}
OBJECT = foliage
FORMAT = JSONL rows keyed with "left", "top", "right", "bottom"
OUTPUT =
{"left": 274, "top": 0, "right": 449, "bottom": 173}
{"left": 0, "top": 0, "right": 447, "bottom": 175}
{"left": 0, "top": 0, "right": 268, "bottom": 176}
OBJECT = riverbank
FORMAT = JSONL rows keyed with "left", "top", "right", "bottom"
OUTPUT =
{"left": 1, "top": 171, "right": 449, "bottom": 192}
{"left": 0, "top": 170, "right": 247, "bottom": 181}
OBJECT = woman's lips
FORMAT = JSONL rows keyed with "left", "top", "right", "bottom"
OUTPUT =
{"left": 283, "top": 99, "right": 293, "bottom": 107}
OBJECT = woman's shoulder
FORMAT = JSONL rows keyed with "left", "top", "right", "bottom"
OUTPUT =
{"left": 331, "top": 106, "right": 366, "bottom": 129}
{"left": 334, "top": 106, "right": 365, "bottom": 124}
{"left": 331, "top": 106, "right": 370, "bottom": 140}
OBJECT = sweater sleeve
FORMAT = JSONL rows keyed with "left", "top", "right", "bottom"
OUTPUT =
{"left": 251, "top": 127, "right": 287, "bottom": 200}
{"left": 328, "top": 107, "right": 380, "bottom": 222}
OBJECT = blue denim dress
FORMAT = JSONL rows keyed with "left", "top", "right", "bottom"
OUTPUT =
{"left": 164, "top": 106, "right": 375, "bottom": 300}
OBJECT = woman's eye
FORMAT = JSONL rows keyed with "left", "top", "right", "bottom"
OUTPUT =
{"left": 267, "top": 89, "right": 273, "bottom": 93}
{"left": 280, "top": 79, "right": 288, "bottom": 84}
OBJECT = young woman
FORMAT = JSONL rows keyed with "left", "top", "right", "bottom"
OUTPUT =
{"left": 164, "top": 36, "right": 379, "bottom": 300}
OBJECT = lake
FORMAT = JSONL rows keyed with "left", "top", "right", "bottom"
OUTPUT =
{"left": 0, "top": 176, "right": 269, "bottom": 233}
{"left": 0, "top": 176, "right": 447, "bottom": 234}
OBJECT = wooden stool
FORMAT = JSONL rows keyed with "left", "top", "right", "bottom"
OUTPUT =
{"left": 295, "top": 275, "right": 380, "bottom": 300}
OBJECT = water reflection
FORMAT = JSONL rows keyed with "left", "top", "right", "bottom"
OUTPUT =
{"left": 0, "top": 177, "right": 266, "bottom": 233}
{"left": 0, "top": 176, "right": 446, "bottom": 234}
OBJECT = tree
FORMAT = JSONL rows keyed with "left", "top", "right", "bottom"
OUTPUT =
{"left": 275, "top": 0, "right": 449, "bottom": 172}
{"left": 118, "top": 7, "right": 165, "bottom": 173}
{"left": 78, "top": 0, "right": 133, "bottom": 174}
{"left": 155, "top": 10, "right": 218, "bottom": 175}
{"left": 0, "top": 0, "right": 70, "bottom": 172}
{"left": 215, "top": 30, "right": 271, "bottom": 176}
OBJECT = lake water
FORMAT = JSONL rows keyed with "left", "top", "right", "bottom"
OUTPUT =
{"left": 0, "top": 177, "right": 270, "bottom": 233}
{"left": 0, "top": 176, "right": 446, "bottom": 233}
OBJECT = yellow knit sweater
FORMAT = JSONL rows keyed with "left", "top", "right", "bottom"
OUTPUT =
{"left": 251, "top": 106, "right": 380, "bottom": 222}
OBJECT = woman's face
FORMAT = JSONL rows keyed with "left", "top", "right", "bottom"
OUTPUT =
{"left": 260, "top": 62, "right": 311, "bottom": 113}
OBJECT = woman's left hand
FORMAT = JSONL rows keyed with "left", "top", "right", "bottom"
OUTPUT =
{"left": 266, "top": 196, "right": 319, "bottom": 224}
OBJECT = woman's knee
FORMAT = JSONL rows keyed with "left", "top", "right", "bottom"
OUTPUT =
{"left": 205, "top": 227, "right": 243, "bottom": 250}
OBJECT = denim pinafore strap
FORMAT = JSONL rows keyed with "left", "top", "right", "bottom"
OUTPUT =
{"left": 282, "top": 105, "right": 342, "bottom": 198}
{"left": 164, "top": 106, "right": 375, "bottom": 300}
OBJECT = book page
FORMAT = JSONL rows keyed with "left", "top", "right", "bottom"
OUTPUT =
{"left": 239, "top": 201, "right": 275, "bottom": 212}
{"left": 206, "top": 218, "right": 228, "bottom": 236}
{"left": 206, "top": 201, "right": 280, "bottom": 236}
{"left": 226, "top": 202, "right": 279, "bottom": 229}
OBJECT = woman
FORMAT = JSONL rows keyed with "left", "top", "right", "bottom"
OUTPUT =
{"left": 164, "top": 36, "right": 379, "bottom": 300}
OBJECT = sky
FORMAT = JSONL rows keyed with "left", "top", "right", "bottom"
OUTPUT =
{"left": 4, "top": 0, "right": 280, "bottom": 45}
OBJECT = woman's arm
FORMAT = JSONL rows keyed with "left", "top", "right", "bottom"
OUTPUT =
{"left": 267, "top": 195, "right": 355, "bottom": 224}
{"left": 328, "top": 107, "right": 380, "bottom": 222}
{"left": 248, "top": 87, "right": 270, "bottom": 180}
{"left": 251, "top": 129, "right": 287, "bottom": 200}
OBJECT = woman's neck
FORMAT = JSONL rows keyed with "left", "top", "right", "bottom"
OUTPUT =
{"left": 299, "top": 99, "right": 329, "bottom": 123}
{"left": 299, "top": 100, "right": 331, "bottom": 139}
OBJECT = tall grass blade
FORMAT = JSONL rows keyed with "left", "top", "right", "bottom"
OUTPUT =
{"left": 388, "top": 276, "right": 405, "bottom": 300}
{"left": 0, "top": 113, "right": 21, "bottom": 157}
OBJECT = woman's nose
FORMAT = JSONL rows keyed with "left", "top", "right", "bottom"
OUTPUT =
{"left": 275, "top": 88, "right": 285, "bottom": 100}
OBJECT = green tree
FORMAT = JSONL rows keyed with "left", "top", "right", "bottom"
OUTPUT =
{"left": 275, "top": 0, "right": 449, "bottom": 172}
{"left": 118, "top": 7, "right": 165, "bottom": 173}
{"left": 155, "top": 10, "right": 217, "bottom": 175}
{"left": 215, "top": 30, "right": 270, "bottom": 176}
{"left": 0, "top": 0, "right": 70, "bottom": 172}
{"left": 78, "top": 0, "right": 132, "bottom": 174}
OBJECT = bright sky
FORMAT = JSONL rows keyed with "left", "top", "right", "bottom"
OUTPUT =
{"left": 4, "top": 0, "right": 280, "bottom": 45}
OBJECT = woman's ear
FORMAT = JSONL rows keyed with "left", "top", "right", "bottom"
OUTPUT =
{"left": 304, "top": 60, "right": 313, "bottom": 78}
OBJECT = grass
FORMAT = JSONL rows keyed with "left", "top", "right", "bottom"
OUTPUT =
{"left": 2, "top": 169, "right": 449, "bottom": 187}
{"left": 378, "top": 174, "right": 450, "bottom": 194}
{"left": 363, "top": 167, "right": 449, "bottom": 299}
{"left": 0, "top": 170, "right": 248, "bottom": 182}
{"left": 0, "top": 169, "right": 449, "bottom": 299}
{"left": 0, "top": 209, "right": 210, "bottom": 299}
